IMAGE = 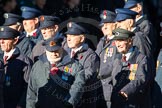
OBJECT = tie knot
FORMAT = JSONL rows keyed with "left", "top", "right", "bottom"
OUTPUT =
{"left": 4, "top": 56, "right": 8, "bottom": 64}
{"left": 51, "top": 64, "right": 56, "bottom": 67}
{"left": 71, "top": 51, "right": 75, "bottom": 58}
{"left": 122, "top": 55, "right": 126, "bottom": 62}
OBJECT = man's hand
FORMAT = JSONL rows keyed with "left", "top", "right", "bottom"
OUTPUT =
{"left": 119, "top": 91, "right": 128, "bottom": 100}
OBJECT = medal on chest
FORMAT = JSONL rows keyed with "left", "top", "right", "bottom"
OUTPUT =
{"left": 156, "top": 60, "right": 160, "bottom": 70}
{"left": 103, "top": 48, "right": 113, "bottom": 63}
{"left": 128, "top": 64, "right": 138, "bottom": 80}
{"left": 62, "top": 66, "right": 72, "bottom": 81}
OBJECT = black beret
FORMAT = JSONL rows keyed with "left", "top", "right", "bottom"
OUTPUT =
{"left": 42, "top": 37, "right": 62, "bottom": 52}
{"left": 39, "top": 15, "right": 61, "bottom": 29}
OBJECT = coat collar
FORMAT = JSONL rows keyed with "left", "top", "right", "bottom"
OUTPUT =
{"left": 116, "top": 46, "right": 139, "bottom": 65}
{"left": 135, "top": 15, "right": 147, "bottom": 26}
{"left": 3, "top": 47, "right": 20, "bottom": 61}
{"left": 128, "top": 46, "right": 140, "bottom": 64}
{"left": 67, "top": 43, "right": 89, "bottom": 55}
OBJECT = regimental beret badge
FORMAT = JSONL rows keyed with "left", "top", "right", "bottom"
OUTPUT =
{"left": 50, "top": 41, "right": 56, "bottom": 46}
{"left": 103, "top": 10, "right": 107, "bottom": 19}
{"left": 39, "top": 15, "right": 45, "bottom": 22}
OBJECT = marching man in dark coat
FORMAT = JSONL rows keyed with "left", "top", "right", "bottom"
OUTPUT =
{"left": 96, "top": 10, "right": 120, "bottom": 108}
{"left": 21, "top": 6, "right": 43, "bottom": 45}
{"left": 115, "top": 8, "right": 151, "bottom": 58}
{"left": 30, "top": 15, "right": 62, "bottom": 62}
{"left": 0, "top": 26, "right": 33, "bottom": 108}
{"left": 111, "top": 28, "right": 152, "bottom": 108}
{"left": 26, "top": 37, "right": 85, "bottom": 108}
{"left": 96, "top": 10, "right": 117, "bottom": 55}
{"left": 124, "top": 0, "right": 157, "bottom": 59}
{"left": 65, "top": 22, "right": 100, "bottom": 108}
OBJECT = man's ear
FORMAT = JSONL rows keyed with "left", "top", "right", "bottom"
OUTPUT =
{"left": 13, "top": 37, "right": 19, "bottom": 45}
{"left": 128, "top": 38, "right": 133, "bottom": 46}
{"left": 80, "top": 35, "right": 85, "bottom": 43}
{"left": 129, "top": 19, "right": 134, "bottom": 28}
{"left": 137, "top": 3, "right": 142, "bottom": 13}
{"left": 17, "top": 24, "right": 23, "bottom": 32}
{"left": 54, "top": 25, "right": 59, "bottom": 32}
{"left": 34, "top": 17, "right": 39, "bottom": 24}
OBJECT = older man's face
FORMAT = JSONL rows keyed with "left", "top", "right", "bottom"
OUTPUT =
{"left": 115, "top": 38, "right": 132, "bottom": 54}
{"left": 116, "top": 19, "right": 134, "bottom": 31}
{"left": 46, "top": 48, "right": 63, "bottom": 63}
{"left": 66, "top": 34, "right": 84, "bottom": 49}
{"left": 101, "top": 22, "right": 116, "bottom": 37}
{"left": 0, "top": 38, "right": 17, "bottom": 52}
{"left": 41, "top": 25, "right": 58, "bottom": 40}
{"left": 23, "top": 18, "right": 38, "bottom": 33}
{"left": 130, "top": 4, "right": 142, "bottom": 14}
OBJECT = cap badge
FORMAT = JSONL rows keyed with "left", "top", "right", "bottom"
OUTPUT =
{"left": 0, "top": 27, "right": 4, "bottom": 31}
{"left": 50, "top": 41, "right": 56, "bottom": 47}
{"left": 4, "top": 13, "right": 8, "bottom": 18}
{"left": 115, "top": 32, "right": 120, "bottom": 36}
{"left": 103, "top": 10, "right": 107, "bottom": 19}
{"left": 39, "top": 16, "right": 45, "bottom": 22}
{"left": 68, "top": 22, "right": 72, "bottom": 28}
{"left": 21, "top": 7, "right": 26, "bottom": 11}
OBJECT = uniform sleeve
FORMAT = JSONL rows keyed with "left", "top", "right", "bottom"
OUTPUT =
{"left": 29, "top": 45, "right": 38, "bottom": 62}
{"left": 23, "top": 57, "right": 33, "bottom": 83}
{"left": 29, "top": 42, "right": 45, "bottom": 63}
{"left": 98, "top": 61, "right": 113, "bottom": 80}
{"left": 84, "top": 53, "right": 100, "bottom": 80}
{"left": 155, "top": 49, "right": 162, "bottom": 90}
{"left": 26, "top": 64, "right": 38, "bottom": 108}
{"left": 120, "top": 56, "right": 150, "bottom": 97}
{"left": 67, "top": 63, "right": 85, "bottom": 106}
{"left": 23, "top": 40, "right": 34, "bottom": 57}
{"left": 133, "top": 33, "right": 151, "bottom": 57}
{"left": 17, "top": 56, "right": 33, "bottom": 107}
